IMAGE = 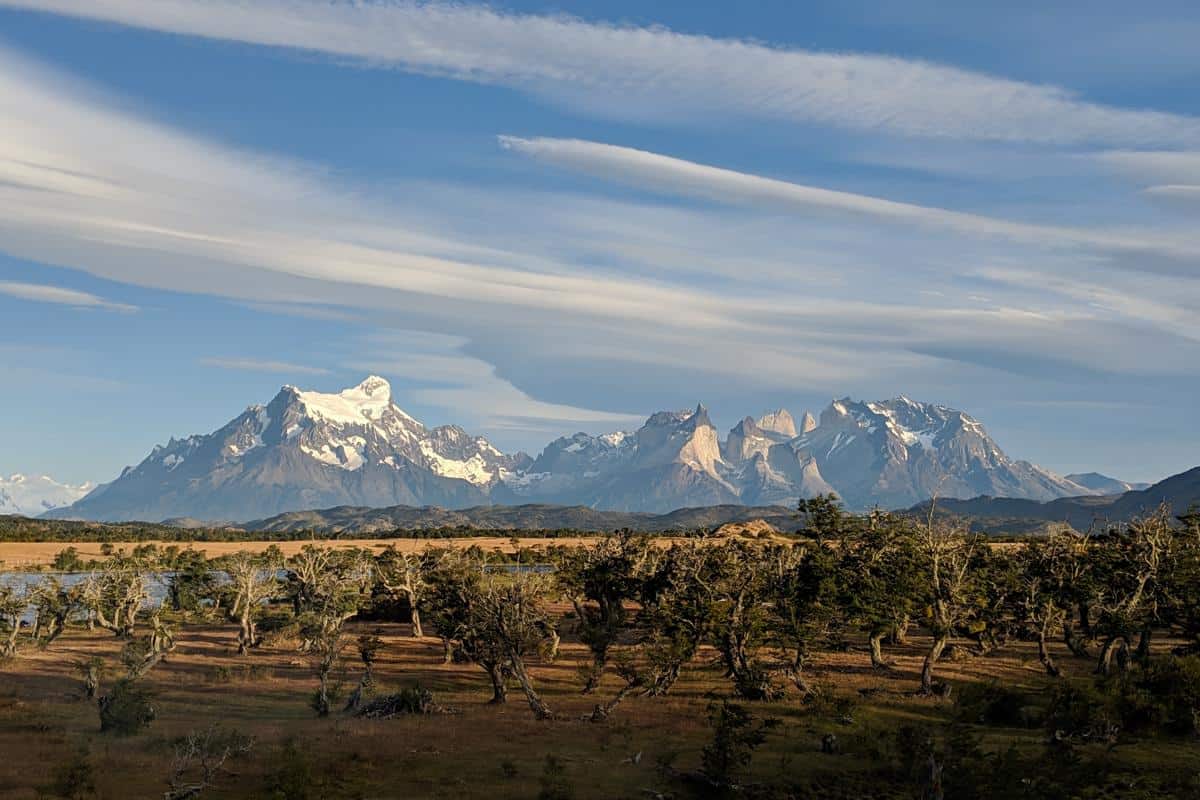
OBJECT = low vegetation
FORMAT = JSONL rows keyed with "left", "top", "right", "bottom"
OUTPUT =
{"left": 0, "top": 498, "right": 1197, "bottom": 798}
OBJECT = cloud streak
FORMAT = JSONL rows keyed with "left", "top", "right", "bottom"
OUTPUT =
{"left": 199, "top": 358, "right": 331, "bottom": 376}
{"left": 3, "top": 0, "right": 1200, "bottom": 147}
{"left": 499, "top": 136, "right": 1200, "bottom": 270}
{"left": 0, "top": 280, "right": 137, "bottom": 312}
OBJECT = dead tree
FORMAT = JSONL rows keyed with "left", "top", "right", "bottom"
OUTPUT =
{"left": 163, "top": 725, "right": 254, "bottom": 800}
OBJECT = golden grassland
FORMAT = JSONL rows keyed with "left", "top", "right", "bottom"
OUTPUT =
{"left": 0, "top": 531, "right": 1013, "bottom": 570}
{"left": 1, "top": 617, "right": 1195, "bottom": 800}
{"left": 0, "top": 538, "right": 614, "bottom": 569}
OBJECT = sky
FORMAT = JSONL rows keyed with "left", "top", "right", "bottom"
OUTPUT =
{"left": 0, "top": 1, "right": 1198, "bottom": 487}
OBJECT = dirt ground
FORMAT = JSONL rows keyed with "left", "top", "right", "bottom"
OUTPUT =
{"left": 1, "top": 617, "right": 1194, "bottom": 800}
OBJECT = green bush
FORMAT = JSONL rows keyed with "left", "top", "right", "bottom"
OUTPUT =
{"left": 1044, "top": 680, "right": 1120, "bottom": 743}
{"left": 1121, "top": 655, "right": 1200, "bottom": 735}
{"left": 98, "top": 679, "right": 155, "bottom": 735}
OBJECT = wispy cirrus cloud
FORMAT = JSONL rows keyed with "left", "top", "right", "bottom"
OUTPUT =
{"left": 0, "top": 280, "right": 137, "bottom": 312}
{"left": 2, "top": 33, "right": 1199, "bottom": 469}
{"left": 199, "top": 357, "right": 330, "bottom": 376}
{"left": 4, "top": 0, "right": 1200, "bottom": 147}
{"left": 352, "top": 331, "right": 641, "bottom": 439}
{"left": 1091, "top": 150, "right": 1200, "bottom": 183}
{"left": 499, "top": 136, "right": 1200, "bottom": 271}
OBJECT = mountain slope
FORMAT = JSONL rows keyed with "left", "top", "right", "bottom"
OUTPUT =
{"left": 1065, "top": 472, "right": 1152, "bottom": 494}
{"left": 246, "top": 502, "right": 799, "bottom": 534}
{"left": 917, "top": 466, "right": 1199, "bottom": 532}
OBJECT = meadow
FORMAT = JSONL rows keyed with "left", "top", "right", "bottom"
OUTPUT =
{"left": 0, "top": 499, "right": 1197, "bottom": 799}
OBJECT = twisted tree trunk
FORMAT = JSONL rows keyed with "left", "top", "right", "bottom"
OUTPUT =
{"left": 920, "top": 633, "right": 949, "bottom": 694}
{"left": 508, "top": 654, "right": 552, "bottom": 720}
{"left": 869, "top": 630, "right": 890, "bottom": 668}
{"left": 1037, "top": 620, "right": 1060, "bottom": 677}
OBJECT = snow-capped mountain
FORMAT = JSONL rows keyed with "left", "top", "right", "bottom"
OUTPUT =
{"left": 498, "top": 404, "right": 740, "bottom": 512}
{"left": 498, "top": 396, "right": 1091, "bottom": 512}
{"left": 0, "top": 473, "right": 93, "bottom": 515}
{"left": 779, "top": 397, "right": 1091, "bottom": 509}
{"left": 49, "top": 377, "right": 527, "bottom": 522}
{"left": 500, "top": 397, "right": 1092, "bottom": 512}
{"left": 47, "top": 378, "right": 1099, "bottom": 521}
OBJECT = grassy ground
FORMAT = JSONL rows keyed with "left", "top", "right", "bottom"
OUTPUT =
{"left": 1, "top": 615, "right": 1195, "bottom": 800}
{"left": 0, "top": 537, "right": 676, "bottom": 569}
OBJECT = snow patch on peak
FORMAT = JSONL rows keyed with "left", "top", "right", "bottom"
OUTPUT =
{"left": 600, "top": 431, "right": 633, "bottom": 448}
{"left": 295, "top": 376, "right": 408, "bottom": 426}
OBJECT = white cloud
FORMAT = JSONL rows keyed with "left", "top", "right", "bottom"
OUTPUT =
{"left": 499, "top": 136, "right": 1200, "bottom": 268}
{"left": 3, "top": 0, "right": 1200, "bottom": 147}
{"left": 0, "top": 40, "right": 1196, "bottom": 441}
{"left": 199, "top": 358, "right": 331, "bottom": 376}
{"left": 0, "top": 280, "right": 136, "bottom": 312}
{"left": 1092, "top": 150, "right": 1200, "bottom": 183}
{"left": 0, "top": 47, "right": 759, "bottom": 333}
{"left": 1142, "top": 185, "right": 1200, "bottom": 207}
{"left": 352, "top": 331, "right": 642, "bottom": 437}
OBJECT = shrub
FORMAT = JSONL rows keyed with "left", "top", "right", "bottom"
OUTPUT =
{"left": 265, "top": 738, "right": 316, "bottom": 800}
{"left": 1132, "top": 652, "right": 1200, "bottom": 734}
{"left": 207, "top": 665, "right": 234, "bottom": 684}
{"left": 51, "top": 547, "right": 86, "bottom": 572}
{"left": 44, "top": 746, "right": 96, "bottom": 799}
{"left": 700, "top": 700, "right": 779, "bottom": 790}
{"left": 1044, "top": 681, "right": 1120, "bottom": 744}
{"left": 537, "top": 755, "right": 574, "bottom": 800}
{"left": 98, "top": 679, "right": 155, "bottom": 735}
{"left": 954, "top": 680, "right": 1036, "bottom": 727}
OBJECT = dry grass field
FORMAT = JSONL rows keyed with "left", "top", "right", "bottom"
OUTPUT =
{"left": 1, "top": 617, "right": 1195, "bottom": 800}
{"left": 0, "top": 539, "right": 596, "bottom": 570}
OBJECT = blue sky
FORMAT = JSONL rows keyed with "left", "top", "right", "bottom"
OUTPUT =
{"left": 1, "top": 1, "right": 1198, "bottom": 486}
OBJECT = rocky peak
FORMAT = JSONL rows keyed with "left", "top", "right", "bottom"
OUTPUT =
{"left": 799, "top": 411, "right": 818, "bottom": 434}
{"left": 756, "top": 409, "right": 797, "bottom": 438}
{"left": 731, "top": 416, "right": 761, "bottom": 437}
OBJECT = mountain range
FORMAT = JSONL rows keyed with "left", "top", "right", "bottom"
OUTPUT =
{"left": 0, "top": 474, "right": 93, "bottom": 516}
{"left": 47, "top": 376, "right": 1130, "bottom": 523}
{"left": 916, "top": 466, "right": 1200, "bottom": 534}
